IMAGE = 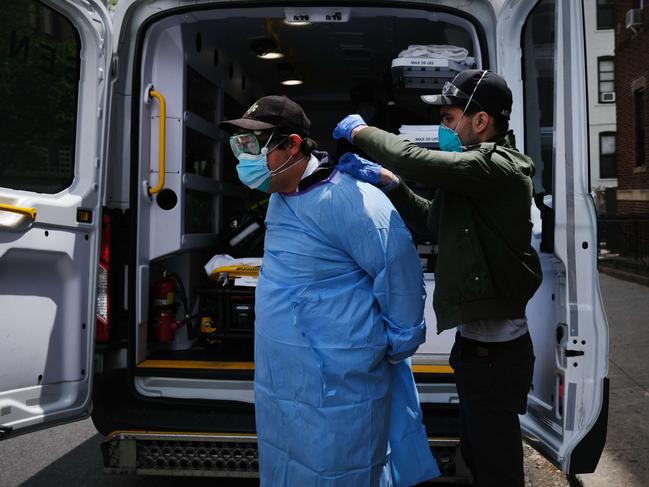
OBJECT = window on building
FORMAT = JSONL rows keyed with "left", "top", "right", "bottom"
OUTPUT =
{"left": 599, "top": 132, "right": 617, "bottom": 178}
{"left": 635, "top": 89, "right": 646, "bottom": 167}
{"left": 598, "top": 57, "right": 615, "bottom": 103}
{"left": 597, "top": 0, "right": 614, "bottom": 30}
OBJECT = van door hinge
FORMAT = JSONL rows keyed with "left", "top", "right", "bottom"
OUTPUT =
{"left": 0, "top": 425, "right": 13, "bottom": 437}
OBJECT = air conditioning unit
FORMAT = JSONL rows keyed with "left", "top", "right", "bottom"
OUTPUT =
{"left": 626, "top": 8, "right": 643, "bottom": 32}
{"left": 601, "top": 91, "right": 616, "bottom": 103}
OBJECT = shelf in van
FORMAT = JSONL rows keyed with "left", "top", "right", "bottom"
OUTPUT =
{"left": 183, "top": 175, "right": 249, "bottom": 199}
{"left": 184, "top": 111, "right": 221, "bottom": 141}
{"left": 184, "top": 173, "right": 220, "bottom": 193}
{"left": 181, "top": 233, "right": 219, "bottom": 248}
{"left": 397, "top": 124, "right": 439, "bottom": 146}
{"left": 391, "top": 57, "right": 466, "bottom": 89}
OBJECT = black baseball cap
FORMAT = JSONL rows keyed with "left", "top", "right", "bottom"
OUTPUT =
{"left": 219, "top": 95, "right": 311, "bottom": 136}
{"left": 421, "top": 69, "right": 512, "bottom": 120}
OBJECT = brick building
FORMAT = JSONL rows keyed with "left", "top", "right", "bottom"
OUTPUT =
{"left": 607, "top": 1, "right": 649, "bottom": 264}
{"left": 614, "top": 1, "right": 649, "bottom": 216}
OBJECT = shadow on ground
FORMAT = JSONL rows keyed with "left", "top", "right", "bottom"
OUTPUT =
{"left": 20, "top": 433, "right": 259, "bottom": 487}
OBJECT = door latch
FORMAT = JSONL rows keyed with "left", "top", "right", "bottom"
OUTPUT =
{"left": 565, "top": 349, "right": 585, "bottom": 357}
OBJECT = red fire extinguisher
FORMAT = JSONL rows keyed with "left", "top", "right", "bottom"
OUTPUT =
{"left": 151, "top": 272, "right": 178, "bottom": 342}
{"left": 155, "top": 311, "right": 178, "bottom": 342}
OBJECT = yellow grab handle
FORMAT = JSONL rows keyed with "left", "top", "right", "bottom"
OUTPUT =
{"left": 0, "top": 203, "right": 37, "bottom": 220}
{"left": 148, "top": 89, "right": 166, "bottom": 196}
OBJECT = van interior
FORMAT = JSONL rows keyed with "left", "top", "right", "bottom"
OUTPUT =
{"left": 132, "top": 6, "right": 475, "bottom": 394}
{"left": 128, "top": 5, "right": 554, "bottom": 413}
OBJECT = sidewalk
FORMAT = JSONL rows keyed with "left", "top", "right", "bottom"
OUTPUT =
{"left": 598, "top": 251, "right": 649, "bottom": 287}
{"left": 575, "top": 273, "right": 649, "bottom": 486}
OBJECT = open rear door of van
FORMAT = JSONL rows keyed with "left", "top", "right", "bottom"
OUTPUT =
{"left": 0, "top": 0, "right": 112, "bottom": 440}
{"left": 498, "top": 0, "right": 609, "bottom": 475}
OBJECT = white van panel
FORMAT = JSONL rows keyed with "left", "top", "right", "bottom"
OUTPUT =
{"left": 0, "top": 234, "right": 90, "bottom": 389}
{"left": 499, "top": 0, "right": 609, "bottom": 474}
{"left": 417, "top": 274, "right": 456, "bottom": 358}
{"left": 0, "top": 0, "right": 112, "bottom": 438}
{"left": 135, "top": 377, "right": 254, "bottom": 402}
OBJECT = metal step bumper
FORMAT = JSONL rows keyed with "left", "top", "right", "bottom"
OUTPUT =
{"left": 102, "top": 431, "right": 471, "bottom": 482}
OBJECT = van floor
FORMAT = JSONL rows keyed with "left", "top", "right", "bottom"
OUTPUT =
{"left": 136, "top": 341, "right": 255, "bottom": 379}
{"left": 137, "top": 344, "right": 455, "bottom": 385}
{"left": 146, "top": 341, "right": 254, "bottom": 362}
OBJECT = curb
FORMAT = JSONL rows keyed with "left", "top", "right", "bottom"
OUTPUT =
{"left": 598, "top": 265, "right": 649, "bottom": 287}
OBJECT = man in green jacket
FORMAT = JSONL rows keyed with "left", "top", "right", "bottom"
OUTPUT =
{"left": 333, "top": 69, "right": 542, "bottom": 487}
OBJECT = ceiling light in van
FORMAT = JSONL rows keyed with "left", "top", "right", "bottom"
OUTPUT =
{"left": 251, "top": 38, "right": 285, "bottom": 60}
{"left": 259, "top": 51, "right": 284, "bottom": 60}
{"left": 277, "top": 62, "right": 303, "bottom": 86}
{"left": 281, "top": 78, "right": 303, "bottom": 86}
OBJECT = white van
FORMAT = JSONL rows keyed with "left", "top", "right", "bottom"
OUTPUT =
{"left": 0, "top": 0, "right": 609, "bottom": 481}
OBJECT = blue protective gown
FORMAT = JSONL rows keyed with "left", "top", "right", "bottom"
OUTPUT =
{"left": 254, "top": 168, "right": 437, "bottom": 486}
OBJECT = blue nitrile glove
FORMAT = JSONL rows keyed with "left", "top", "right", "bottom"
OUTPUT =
{"left": 336, "top": 152, "right": 381, "bottom": 185}
{"left": 333, "top": 114, "right": 367, "bottom": 143}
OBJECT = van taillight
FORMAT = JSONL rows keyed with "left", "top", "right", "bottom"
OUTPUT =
{"left": 96, "top": 213, "right": 112, "bottom": 343}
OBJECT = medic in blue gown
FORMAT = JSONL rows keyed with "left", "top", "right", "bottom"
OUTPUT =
{"left": 219, "top": 95, "right": 440, "bottom": 486}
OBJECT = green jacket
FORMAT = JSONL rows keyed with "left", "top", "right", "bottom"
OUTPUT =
{"left": 354, "top": 127, "right": 542, "bottom": 333}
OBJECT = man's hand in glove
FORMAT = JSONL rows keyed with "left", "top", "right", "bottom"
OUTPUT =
{"left": 336, "top": 152, "right": 381, "bottom": 185}
{"left": 332, "top": 114, "right": 367, "bottom": 143}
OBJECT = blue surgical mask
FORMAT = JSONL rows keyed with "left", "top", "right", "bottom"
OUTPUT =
{"left": 437, "top": 69, "right": 490, "bottom": 153}
{"left": 438, "top": 122, "right": 464, "bottom": 152}
{"left": 236, "top": 152, "right": 273, "bottom": 192}
{"left": 235, "top": 135, "right": 304, "bottom": 192}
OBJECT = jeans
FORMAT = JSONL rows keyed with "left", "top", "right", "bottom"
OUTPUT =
{"left": 449, "top": 331, "right": 535, "bottom": 487}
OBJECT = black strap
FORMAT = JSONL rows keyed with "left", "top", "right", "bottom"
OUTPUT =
{"left": 298, "top": 166, "right": 335, "bottom": 191}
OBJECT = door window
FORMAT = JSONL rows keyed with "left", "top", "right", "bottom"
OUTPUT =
{"left": 522, "top": 0, "right": 555, "bottom": 197}
{"left": 0, "top": 1, "right": 80, "bottom": 193}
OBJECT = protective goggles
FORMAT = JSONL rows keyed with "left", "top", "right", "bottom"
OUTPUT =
{"left": 442, "top": 69, "right": 488, "bottom": 110}
{"left": 229, "top": 132, "right": 266, "bottom": 158}
{"left": 229, "top": 130, "right": 291, "bottom": 158}
{"left": 441, "top": 81, "right": 472, "bottom": 100}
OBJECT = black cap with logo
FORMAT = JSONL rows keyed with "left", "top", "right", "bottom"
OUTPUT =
{"left": 219, "top": 95, "right": 311, "bottom": 136}
{"left": 421, "top": 69, "right": 513, "bottom": 120}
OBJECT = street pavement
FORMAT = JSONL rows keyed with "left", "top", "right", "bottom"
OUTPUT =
{"left": 576, "top": 273, "right": 649, "bottom": 487}
{"left": 0, "top": 273, "right": 646, "bottom": 486}
{"left": 0, "top": 417, "right": 256, "bottom": 486}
